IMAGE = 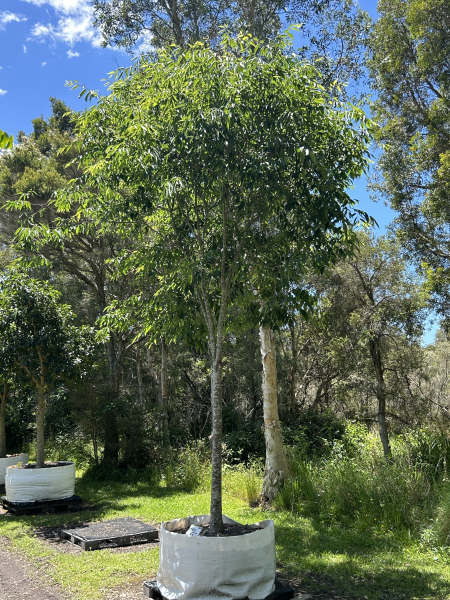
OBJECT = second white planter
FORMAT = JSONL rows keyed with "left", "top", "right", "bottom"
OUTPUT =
{"left": 0, "top": 454, "right": 29, "bottom": 486}
{"left": 157, "top": 514, "right": 276, "bottom": 600}
{"left": 5, "top": 461, "right": 75, "bottom": 503}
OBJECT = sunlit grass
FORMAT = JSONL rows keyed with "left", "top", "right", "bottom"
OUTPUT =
{"left": 1, "top": 463, "right": 450, "bottom": 600}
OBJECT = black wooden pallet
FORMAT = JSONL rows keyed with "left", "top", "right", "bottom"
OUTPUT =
{"left": 60, "top": 517, "right": 158, "bottom": 551}
{"left": 1, "top": 494, "right": 82, "bottom": 516}
{"left": 143, "top": 579, "right": 297, "bottom": 600}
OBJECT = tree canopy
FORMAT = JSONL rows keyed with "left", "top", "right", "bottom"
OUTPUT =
{"left": 368, "top": 0, "right": 450, "bottom": 328}
{"left": 62, "top": 31, "right": 373, "bottom": 529}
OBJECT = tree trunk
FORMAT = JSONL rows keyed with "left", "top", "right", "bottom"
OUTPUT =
{"left": 102, "top": 411, "right": 120, "bottom": 469}
{"left": 36, "top": 384, "right": 46, "bottom": 468}
{"left": 146, "top": 345, "right": 159, "bottom": 393}
{"left": 0, "top": 382, "right": 7, "bottom": 458}
{"left": 289, "top": 324, "right": 298, "bottom": 416}
{"left": 92, "top": 422, "right": 99, "bottom": 465}
{"left": 260, "top": 326, "right": 286, "bottom": 502}
{"left": 209, "top": 353, "right": 223, "bottom": 535}
{"left": 369, "top": 335, "right": 392, "bottom": 458}
{"left": 102, "top": 337, "right": 121, "bottom": 468}
{"left": 161, "top": 336, "right": 169, "bottom": 445}
{"left": 136, "top": 341, "right": 144, "bottom": 404}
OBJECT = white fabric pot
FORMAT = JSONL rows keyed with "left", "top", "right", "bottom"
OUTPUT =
{"left": 5, "top": 461, "right": 75, "bottom": 503}
{"left": 0, "top": 454, "right": 28, "bottom": 485}
{"left": 157, "top": 514, "right": 276, "bottom": 600}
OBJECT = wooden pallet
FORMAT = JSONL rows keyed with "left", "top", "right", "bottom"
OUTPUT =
{"left": 143, "top": 579, "right": 297, "bottom": 600}
{"left": 60, "top": 517, "right": 158, "bottom": 551}
{"left": 1, "top": 494, "right": 83, "bottom": 516}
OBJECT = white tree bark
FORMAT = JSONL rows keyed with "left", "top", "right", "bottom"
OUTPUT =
{"left": 260, "top": 326, "right": 286, "bottom": 502}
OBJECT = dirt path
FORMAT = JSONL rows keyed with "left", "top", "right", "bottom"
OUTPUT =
{"left": 0, "top": 537, "right": 65, "bottom": 600}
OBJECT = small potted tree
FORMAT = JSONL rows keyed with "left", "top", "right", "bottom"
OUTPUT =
{"left": 70, "top": 31, "right": 372, "bottom": 600}
{"left": 0, "top": 271, "right": 94, "bottom": 503}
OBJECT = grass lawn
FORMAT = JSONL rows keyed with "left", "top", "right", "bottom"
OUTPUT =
{"left": 1, "top": 474, "right": 450, "bottom": 600}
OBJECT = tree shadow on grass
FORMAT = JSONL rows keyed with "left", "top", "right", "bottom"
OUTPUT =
{"left": 274, "top": 520, "right": 450, "bottom": 600}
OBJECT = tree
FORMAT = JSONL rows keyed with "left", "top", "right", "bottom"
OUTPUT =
{"left": 66, "top": 32, "right": 372, "bottom": 529}
{"left": 367, "top": 0, "right": 450, "bottom": 327}
{"left": 92, "top": 0, "right": 371, "bottom": 502}
{"left": 92, "top": 0, "right": 284, "bottom": 49}
{"left": 0, "top": 272, "right": 94, "bottom": 468}
{"left": 0, "top": 100, "right": 143, "bottom": 468}
{"left": 325, "top": 234, "right": 426, "bottom": 456}
{"left": 0, "top": 343, "right": 17, "bottom": 459}
{"left": 92, "top": 0, "right": 371, "bottom": 98}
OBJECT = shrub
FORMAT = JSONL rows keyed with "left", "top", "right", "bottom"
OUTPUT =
{"left": 283, "top": 409, "right": 346, "bottom": 458}
{"left": 162, "top": 441, "right": 210, "bottom": 491}
{"left": 224, "top": 423, "right": 266, "bottom": 464}
{"left": 276, "top": 424, "right": 435, "bottom": 530}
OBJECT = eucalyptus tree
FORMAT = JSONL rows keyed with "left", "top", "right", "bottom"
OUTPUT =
{"left": 92, "top": 0, "right": 371, "bottom": 99}
{"left": 329, "top": 234, "right": 427, "bottom": 456}
{"left": 92, "top": 0, "right": 284, "bottom": 49}
{"left": 0, "top": 272, "right": 94, "bottom": 468}
{"left": 368, "top": 0, "right": 450, "bottom": 327}
{"left": 65, "top": 31, "right": 372, "bottom": 526}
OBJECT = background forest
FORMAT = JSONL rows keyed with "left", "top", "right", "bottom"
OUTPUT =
{"left": 2, "top": 0, "right": 450, "bottom": 551}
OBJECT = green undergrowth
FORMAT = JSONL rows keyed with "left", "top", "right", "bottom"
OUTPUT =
{"left": 2, "top": 426, "right": 450, "bottom": 599}
{"left": 1, "top": 472, "right": 450, "bottom": 600}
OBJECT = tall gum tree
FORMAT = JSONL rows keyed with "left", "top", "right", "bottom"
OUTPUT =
{"left": 334, "top": 234, "right": 427, "bottom": 457}
{"left": 67, "top": 32, "right": 373, "bottom": 531}
{"left": 368, "top": 0, "right": 450, "bottom": 329}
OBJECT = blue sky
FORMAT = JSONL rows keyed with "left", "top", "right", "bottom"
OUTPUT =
{"left": 0, "top": 0, "right": 436, "bottom": 341}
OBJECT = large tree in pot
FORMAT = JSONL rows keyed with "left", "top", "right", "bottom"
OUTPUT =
{"left": 66, "top": 31, "right": 372, "bottom": 533}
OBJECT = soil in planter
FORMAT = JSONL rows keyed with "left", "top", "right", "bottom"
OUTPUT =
{"left": 13, "top": 461, "right": 72, "bottom": 469}
{"left": 174, "top": 523, "right": 263, "bottom": 537}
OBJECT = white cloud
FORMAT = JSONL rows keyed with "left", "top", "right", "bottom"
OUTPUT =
{"left": 0, "top": 90, "right": 7, "bottom": 96}
{"left": 135, "top": 32, "right": 154, "bottom": 55}
{"left": 22, "top": 0, "right": 89, "bottom": 14}
{"left": 41, "top": 61, "right": 47, "bottom": 66}
{"left": 67, "top": 50, "right": 80, "bottom": 58}
{"left": 23, "top": 44, "right": 27, "bottom": 53}
{"left": 21, "top": 0, "right": 101, "bottom": 48}
{"left": 0, "top": 11, "right": 27, "bottom": 29}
